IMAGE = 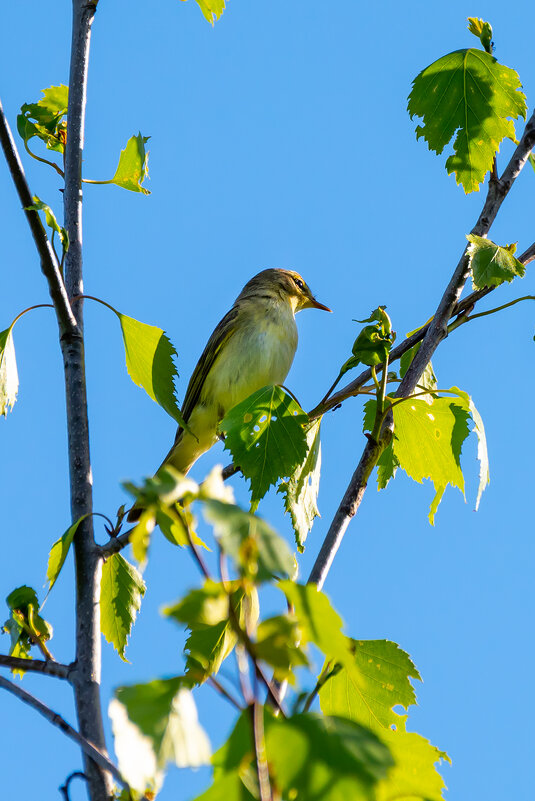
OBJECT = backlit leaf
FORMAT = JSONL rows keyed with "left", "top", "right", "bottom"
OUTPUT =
{"left": 408, "top": 49, "right": 526, "bottom": 192}
{"left": 319, "top": 640, "right": 448, "bottom": 801}
{"left": 111, "top": 678, "right": 210, "bottom": 794}
{"left": 181, "top": 0, "right": 226, "bottom": 25}
{"left": 220, "top": 385, "right": 309, "bottom": 504}
{"left": 278, "top": 418, "right": 322, "bottom": 551}
{"left": 101, "top": 554, "right": 146, "bottom": 661}
{"left": 203, "top": 499, "right": 295, "bottom": 582}
{"left": 46, "top": 515, "right": 87, "bottom": 593}
{"left": 111, "top": 133, "right": 151, "bottom": 194}
{"left": 0, "top": 327, "right": 18, "bottom": 416}
{"left": 467, "top": 234, "right": 526, "bottom": 289}
{"left": 116, "top": 312, "right": 187, "bottom": 427}
{"left": 390, "top": 394, "right": 471, "bottom": 524}
{"left": 17, "top": 84, "right": 68, "bottom": 154}
{"left": 25, "top": 196, "right": 69, "bottom": 253}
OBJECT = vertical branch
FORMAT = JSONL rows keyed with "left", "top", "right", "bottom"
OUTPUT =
{"left": 62, "top": 2, "right": 111, "bottom": 800}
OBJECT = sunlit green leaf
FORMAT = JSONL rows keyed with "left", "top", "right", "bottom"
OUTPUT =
{"left": 408, "top": 49, "right": 526, "bottom": 192}
{"left": 319, "top": 639, "right": 449, "bottom": 801}
{"left": 203, "top": 499, "right": 295, "bottom": 582}
{"left": 449, "top": 387, "right": 490, "bottom": 510}
{"left": 111, "top": 133, "right": 151, "bottom": 194}
{"left": 467, "top": 234, "right": 526, "bottom": 289}
{"left": 399, "top": 341, "right": 438, "bottom": 403}
{"left": 255, "top": 614, "right": 309, "bottom": 683}
{"left": 181, "top": 0, "right": 226, "bottom": 25}
{"left": 467, "top": 17, "right": 493, "bottom": 52}
{"left": 0, "top": 327, "right": 19, "bottom": 416}
{"left": 101, "top": 554, "right": 146, "bottom": 661}
{"left": 3, "top": 586, "right": 52, "bottom": 672}
{"left": 116, "top": 312, "right": 187, "bottom": 426}
{"left": 17, "top": 85, "right": 68, "bottom": 154}
{"left": 220, "top": 385, "right": 309, "bottom": 505}
{"left": 164, "top": 583, "right": 258, "bottom": 683}
{"left": 46, "top": 515, "right": 87, "bottom": 593}
{"left": 279, "top": 582, "right": 360, "bottom": 682}
{"left": 212, "top": 709, "right": 392, "bottom": 801}
{"left": 25, "top": 196, "right": 69, "bottom": 253}
{"left": 278, "top": 418, "right": 321, "bottom": 552}
{"left": 390, "top": 394, "right": 470, "bottom": 523}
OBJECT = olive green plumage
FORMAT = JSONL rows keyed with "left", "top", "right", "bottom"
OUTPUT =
{"left": 128, "top": 268, "right": 330, "bottom": 521}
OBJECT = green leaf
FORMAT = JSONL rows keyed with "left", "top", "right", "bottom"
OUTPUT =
{"left": 278, "top": 418, "right": 322, "bottom": 552}
{"left": 25, "top": 196, "right": 69, "bottom": 253}
{"left": 279, "top": 582, "right": 360, "bottom": 681}
{"left": 3, "top": 586, "right": 52, "bottom": 671}
{"left": 46, "top": 515, "right": 87, "bottom": 593}
{"left": 163, "top": 583, "right": 258, "bottom": 683}
{"left": 319, "top": 639, "right": 449, "bottom": 801}
{"left": 390, "top": 394, "right": 471, "bottom": 524}
{"left": 408, "top": 49, "right": 526, "bottom": 192}
{"left": 111, "top": 678, "right": 210, "bottom": 794}
{"left": 0, "top": 327, "right": 19, "bottom": 416}
{"left": 220, "top": 385, "right": 309, "bottom": 504}
{"left": 17, "top": 85, "right": 68, "bottom": 154}
{"left": 266, "top": 713, "right": 393, "bottom": 799}
{"left": 449, "top": 387, "right": 490, "bottom": 511}
{"left": 467, "top": 17, "right": 493, "bottom": 53}
{"left": 203, "top": 499, "right": 295, "bottom": 582}
{"left": 529, "top": 153, "right": 535, "bottom": 173}
{"left": 101, "top": 554, "right": 146, "bottom": 661}
{"left": 213, "top": 709, "right": 392, "bottom": 800}
{"left": 116, "top": 312, "right": 187, "bottom": 427}
{"left": 467, "top": 234, "right": 526, "bottom": 289}
{"left": 111, "top": 133, "right": 151, "bottom": 194}
{"left": 182, "top": 0, "right": 226, "bottom": 25}
{"left": 255, "top": 615, "right": 309, "bottom": 683}
{"left": 192, "top": 772, "right": 256, "bottom": 801}
{"left": 319, "top": 639, "right": 421, "bottom": 733}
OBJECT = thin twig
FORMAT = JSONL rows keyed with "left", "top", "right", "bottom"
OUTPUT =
{"left": 308, "top": 111, "right": 535, "bottom": 590}
{"left": 0, "top": 98, "right": 75, "bottom": 335}
{"left": 59, "top": 772, "right": 88, "bottom": 801}
{"left": 0, "top": 676, "right": 129, "bottom": 791}
{"left": 0, "top": 655, "right": 70, "bottom": 679}
{"left": 207, "top": 676, "right": 243, "bottom": 710}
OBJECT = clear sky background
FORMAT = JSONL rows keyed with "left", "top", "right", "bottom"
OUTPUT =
{"left": 1, "top": 2, "right": 534, "bottom": 800}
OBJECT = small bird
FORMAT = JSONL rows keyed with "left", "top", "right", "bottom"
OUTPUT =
{"left": 128, "top": 268, "right": 330, "bottom": 520}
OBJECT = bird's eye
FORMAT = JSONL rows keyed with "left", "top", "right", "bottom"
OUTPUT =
{"left": 294, "top": 277, "right": 305, "bottom": 291}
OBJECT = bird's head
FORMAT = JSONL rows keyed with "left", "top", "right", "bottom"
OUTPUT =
{"left": 239, "top": 268, "right": 332, "bottom": 313}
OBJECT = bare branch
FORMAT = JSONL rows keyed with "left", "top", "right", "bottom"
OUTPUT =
{"left": 308, "top": 110, "right": 535, "bottom": 590}
{"left": 0, "top": 676, "right": 128, "bottom": 791}
{"left": 0, "top": 655, "right": 70, "bottom": 679}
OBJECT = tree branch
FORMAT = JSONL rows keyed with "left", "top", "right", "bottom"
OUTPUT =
{"left": 0, "top": 655, "right": 71, "bottom": 679}
{"left": 308, "top": 111, "right": 535, "bottom": 590}
{"left": 0, "top": 676, "right": 129, "bottom": 791}
{"left": 0, "top": 97, "right": 76, "bottom": 335}
{"left": 61, "top": 3, "right": 111, "bottom": 800}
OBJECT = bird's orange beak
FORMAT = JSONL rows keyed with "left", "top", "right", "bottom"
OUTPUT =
{"left": 309, "top": 297, "right": 332, "bottom": 312}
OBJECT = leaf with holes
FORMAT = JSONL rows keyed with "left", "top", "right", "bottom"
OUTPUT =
{"left": 220, "top": 385, "right": 309, "bottom": 504}
{"left": 101, "top": 554, "right": 146, "bottom": 661}
{"left": 319, "top": 639, "right": 449, "bottom": 801}
{"left": 408, "top": 49, "right": 526, "bottom": 192}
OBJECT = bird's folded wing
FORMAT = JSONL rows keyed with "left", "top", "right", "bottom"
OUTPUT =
{"left": 174, "top": 306, "right": 239, "bottom": 442}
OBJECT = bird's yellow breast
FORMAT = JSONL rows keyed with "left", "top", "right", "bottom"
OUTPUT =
{"left": 202, "top": 300, "right": 298, "bottom": 414}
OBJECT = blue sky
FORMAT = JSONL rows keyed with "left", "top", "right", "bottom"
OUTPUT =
{"left": 1, "top": 2, "right": 534, "bottom": 800}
